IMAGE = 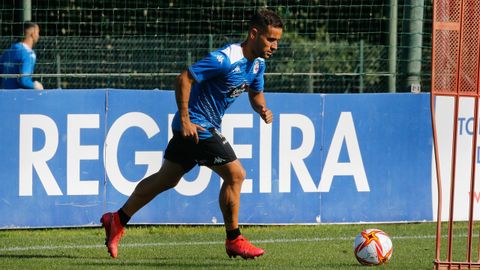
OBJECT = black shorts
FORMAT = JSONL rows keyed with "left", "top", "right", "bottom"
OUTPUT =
{"left": 164, "top": 128, "right": 237, "bottom": 173}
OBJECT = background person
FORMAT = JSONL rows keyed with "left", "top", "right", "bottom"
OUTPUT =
{"left": 0, "top": 21, "right": 43, "bottom": 89}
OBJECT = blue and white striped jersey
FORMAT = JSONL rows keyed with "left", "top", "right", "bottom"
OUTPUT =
{"left": 172, "top": 43, "right": 266, "bottom": 139}
{"left": 0, "top": 42, "right": 37, "bottom": 89}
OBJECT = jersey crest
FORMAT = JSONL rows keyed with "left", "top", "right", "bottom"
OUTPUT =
{"left": 253, "top": 61, "right": 260, "bottom": 74}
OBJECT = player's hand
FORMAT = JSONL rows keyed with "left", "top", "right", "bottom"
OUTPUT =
{"left": 33, "top": 81, "right": 44, "bottom": 90}
{"left": 260, "top": 107, "right": 273, "bottom": 124}
{"left": 181, "top": 122, "right": 206, "bottom": 144}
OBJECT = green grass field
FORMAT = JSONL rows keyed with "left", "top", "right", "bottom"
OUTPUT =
{"left": 0, "top": 222, "right": 475, "bottom": 270}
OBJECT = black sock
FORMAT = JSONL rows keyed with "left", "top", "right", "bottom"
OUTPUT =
{"left": 117, "top": 208, "right": 131, "bottom": 227}
{"left": 226, "top": 228, "right": 241, "bottom": 240}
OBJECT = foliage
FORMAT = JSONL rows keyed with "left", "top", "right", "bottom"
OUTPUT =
{"left": 268, "top": 29, "right": 386, "bottom": 93}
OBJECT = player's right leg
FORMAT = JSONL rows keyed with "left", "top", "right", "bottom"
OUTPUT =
{"left": 100, "top": 212, "right": 124, "bottom": 259}
{"left": 211, "top": 160, "right": 265, "bottom": 259}
{"left": 101, "top": 159, "right": 186, "bottom": 258}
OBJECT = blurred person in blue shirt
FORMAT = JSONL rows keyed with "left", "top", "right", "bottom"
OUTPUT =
{"left": 0, "top": 21, "right": 43, "bottom": 89}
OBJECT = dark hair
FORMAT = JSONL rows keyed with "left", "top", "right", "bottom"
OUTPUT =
{"left": 23, "top": 21, "right": 38, "bottom": 34}
{"left": 249, "top": 10, "right": 284, "bottom": 31}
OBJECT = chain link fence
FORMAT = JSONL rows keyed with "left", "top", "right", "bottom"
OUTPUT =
{"left": 0, "top": 0, "right": 432, "bottom": 93}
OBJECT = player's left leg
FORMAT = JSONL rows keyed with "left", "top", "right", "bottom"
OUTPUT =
{"left": 211, "top": 160, "right": 265, "bottom": 259}
{"left": 121, "top": 159, "right": 186, "bottom": 217}
{"left": 101, "top": 131, "right": 197, "bottom": 258}
{"left": 101, "top": 159, "right": 187, "bottom": 258}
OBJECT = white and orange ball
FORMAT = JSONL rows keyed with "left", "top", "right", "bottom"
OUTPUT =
{"left": 353, "top": 228, "right": 393, "bottom": 266}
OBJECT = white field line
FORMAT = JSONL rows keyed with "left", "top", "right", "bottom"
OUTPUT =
{"left": 0, "top": 234, "right": 447, "bottom": 252}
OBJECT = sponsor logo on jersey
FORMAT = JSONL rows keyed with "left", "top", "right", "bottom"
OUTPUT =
{"left": 228, "top": 82, "right": 247, "bottom": 98}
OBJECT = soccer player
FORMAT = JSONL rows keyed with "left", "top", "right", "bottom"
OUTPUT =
{"left": 101, "top": 9, "right": 283, "bottom": 259}
{"left": 0, "top": 21, "right": 43, "bottom": 89}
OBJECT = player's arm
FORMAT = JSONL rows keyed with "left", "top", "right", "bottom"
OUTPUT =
{"left": 0, "top": 56, "right": 3, "bottom": 87}
{"left": 248, "top": 61, "right": 272, "bottom": 124}
{"left": 178, "top": 50, "right": 229, "bottom": 142}
{"left": 18, "top": 53, "right": 35, "bottom": 89}
{"left": 18, "top": 53, "right": 42, "bottom": 89}
{"left": 248, "top": 90, "right": 273, "bottom": 124}
{"left": 175, "top": 70, "right": 204, "bottom": 143}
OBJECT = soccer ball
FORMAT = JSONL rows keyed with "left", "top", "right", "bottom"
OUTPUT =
{"left": 353, "top": 228, "right": 393, "bottom": 266}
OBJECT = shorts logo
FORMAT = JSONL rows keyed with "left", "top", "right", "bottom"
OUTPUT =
{"left": 196, "top": 159, "right": 208, "bottom": 165}
{"left": 214, "top": 156, "right": 226, "bottom": 164}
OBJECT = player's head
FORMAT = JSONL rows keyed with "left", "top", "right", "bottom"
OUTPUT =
{"left": 247, "top": 10, "right": 284, "bottom": 59}
{"left": 23, "top": 21, "right": 40, "bottom": 46}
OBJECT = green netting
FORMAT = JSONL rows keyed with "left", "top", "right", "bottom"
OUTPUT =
{"left": 0, "top": 0, "right": 432, "bottom": 93}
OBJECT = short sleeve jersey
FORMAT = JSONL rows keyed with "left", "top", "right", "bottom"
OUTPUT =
{"left": 172, "top": 43, "right": 266, "bottom": 139}
{"left": 0, "top": 42, "right": 37, "bottom": 89}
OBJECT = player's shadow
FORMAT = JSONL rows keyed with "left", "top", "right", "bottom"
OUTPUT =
{"left": 81, "top": 254, "right": 246, "bottom": 268}
{"left": 0, "top": 253, "right": 80, "bottom": 259}
{"left": 83, "top": 260, "right": 234, "bottom": 268}
{"left": 319, "top": 262, "right": 368, "bottom": 269}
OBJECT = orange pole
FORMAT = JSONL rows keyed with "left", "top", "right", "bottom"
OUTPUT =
{"left": 467, "top": 95, "right": 479, "bottom": 262}
{"left": 431, "top": 92, "right": 444, "bottom": 265}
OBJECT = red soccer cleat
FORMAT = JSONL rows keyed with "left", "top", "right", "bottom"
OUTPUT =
{"left": 100, "top": 212, "right": 125, "bottom": 258}
{"left": 225, "top": 235, "right": 265, "bottom": 259}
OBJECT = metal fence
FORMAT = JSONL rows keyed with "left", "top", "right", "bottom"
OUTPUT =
{"left": 0, "top": 0, "right": 432, "bottom": 93}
